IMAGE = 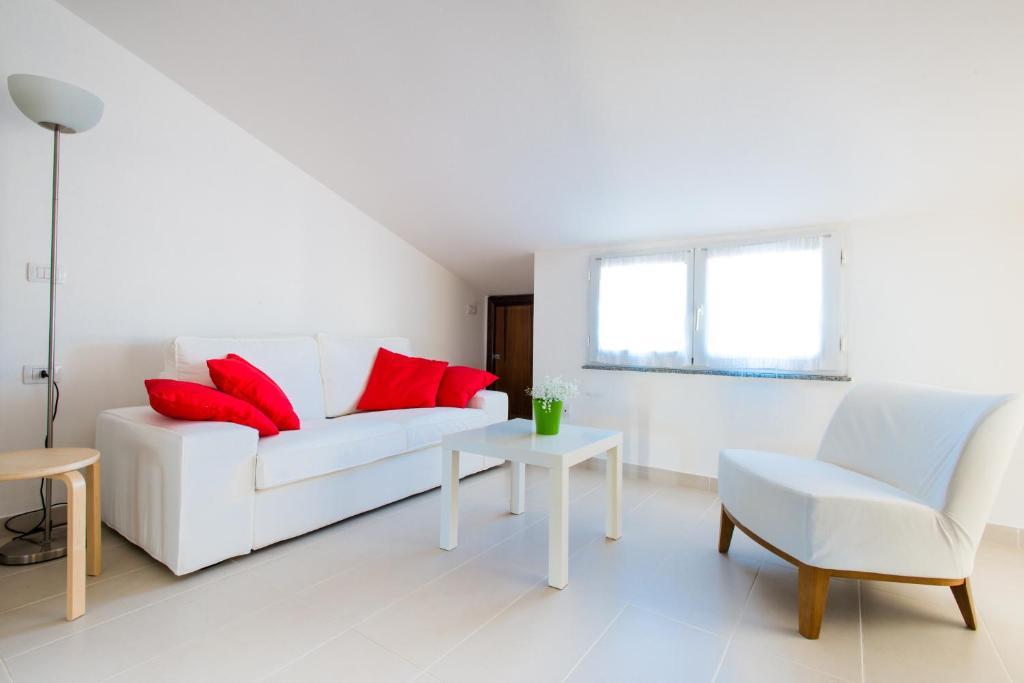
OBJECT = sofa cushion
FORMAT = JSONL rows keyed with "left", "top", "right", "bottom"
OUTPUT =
{"left": 256, "top": 414, "right": 407, "bottom": 490}
{"left": 317, "top": 335, "right": 411, "bottom": 417}
{"left": 357, "top": 349, "right": 449, "bottom": 411}
{"left": 254, "top": 406, "right": 496, "bottom": 490}
{"left": 207, "top": 354, "right": 301, "bottom": 431}
{"left": 437, "top": 366, "right": 499, "bottom": 408}
{"left": 145, "top": 379, "right": 280, "bottom": 437}
{"left": 382, "top": 407, "right": 494, "bottom": 451}
{"left": 170, "top": 337, "right": 325, "bottom": 421}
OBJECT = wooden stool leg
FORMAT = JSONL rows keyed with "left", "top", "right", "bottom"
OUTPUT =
{"left": 85, "top": 461, "right": 102, "bottom": 576}
{"left": 798, "top": 566, "right": 830, "bottom": 639}
{"left": 718, "top": 506, "right": 735, "bottom": 554}
{"left": 951, "top": 578, "right": 977, "bottom": 630}
{"left": 53, "top": 470, "right": 86, "bottom": 621}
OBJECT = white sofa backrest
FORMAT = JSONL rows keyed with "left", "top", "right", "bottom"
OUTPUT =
{"left": 317, "top": 334, "right": 411, "bottom": 417}
{"left": 816, "top": 382, "right": 1021, "bottom": 520}
{"left": 167, "top": 336, "right": 326, "bottom": 421}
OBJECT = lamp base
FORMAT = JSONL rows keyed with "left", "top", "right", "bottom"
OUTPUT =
{"left": 0, "top": 527, "right": 67, "bottom": 565}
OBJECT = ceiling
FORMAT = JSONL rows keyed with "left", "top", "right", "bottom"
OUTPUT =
{"left": 58, "top": 0, "right": 1024, "bottom": 294}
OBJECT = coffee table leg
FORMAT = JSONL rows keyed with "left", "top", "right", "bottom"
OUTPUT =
{"left": 510, "top": 462, "right": 526, "bottom": 515}
{"left": 53, "top": 470, "right": 86, "bottom": 620}
{"left": 441, "top": 448, "right": 460, "bottom": 550}
{"left": 606, "top": 444, "right": 622, "bottom": 540}
{"left": 548, "top": 466, "right": 569, "bottom": 589}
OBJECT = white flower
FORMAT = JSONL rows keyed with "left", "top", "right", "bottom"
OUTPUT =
{"left": 526, "top": 376, "right": 579, "bottom": 412}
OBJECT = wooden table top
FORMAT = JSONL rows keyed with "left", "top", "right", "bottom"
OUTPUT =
{"left": 0, "top": 448, "right": 100, "bottom": 481}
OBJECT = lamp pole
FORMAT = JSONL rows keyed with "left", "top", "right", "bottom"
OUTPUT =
{"left": 41, "top": 126, "right": 61, "bottom": 544}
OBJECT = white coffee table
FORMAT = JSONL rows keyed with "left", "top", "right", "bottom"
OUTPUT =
{"left": 440, "top": 418, "right": 623, "bottom": 589}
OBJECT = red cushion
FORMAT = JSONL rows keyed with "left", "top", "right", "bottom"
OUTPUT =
{"left": 356, "top": 348, "right": 449, "bottom": 411}
{"left": 437, "top": 366, "right": 499, "bottom": 408}
{"left": 144, "top": 379, "right": 279, "bottom": 437}
{"left": 207, "top": 354, "right": 300, "bottom": 431}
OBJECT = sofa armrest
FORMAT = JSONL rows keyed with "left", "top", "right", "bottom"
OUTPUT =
{"left": 95, "top": 406, "right": 259, "bottom": 575}
{"left": 468, "top": 389, "right": 509, "bottom": 422}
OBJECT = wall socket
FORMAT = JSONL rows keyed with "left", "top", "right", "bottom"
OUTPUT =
{"left": 26, "top": 263, "right": 66, "bottom": 284}
{"left": 22, "top": 365, "right": 63, "bottom": 384}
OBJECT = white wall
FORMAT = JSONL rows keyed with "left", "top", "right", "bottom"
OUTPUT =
{"left": 0, "top": 0, "right": 483, "bottom": 518}
{"left": 535, "top": 208, "right": 1024, "bottom": 527}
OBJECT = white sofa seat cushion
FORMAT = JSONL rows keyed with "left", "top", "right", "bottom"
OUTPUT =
{"left": 256, "top": 414, "right": 406, "bottom": 490}
{"left": 381, "top": 407, "right": 494, "bottom": 451}
{"left": 718, "top": 449, "right": 973, "bottom": 578}
{"left": 168, "top": 336, "right": 325, "bottom": 421}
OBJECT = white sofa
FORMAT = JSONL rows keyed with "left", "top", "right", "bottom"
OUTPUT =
{"left": 96, "top": 335, "right": 507, "bottom": 575}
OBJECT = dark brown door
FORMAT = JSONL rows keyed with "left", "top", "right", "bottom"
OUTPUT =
{"left": 487, "top": 295, "right": 534, "bottom": 419}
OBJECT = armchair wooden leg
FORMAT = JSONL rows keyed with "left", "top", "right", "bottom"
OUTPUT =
{"left": 718, "top": 506, "right": 735, "bottom": 554}
{"left": 798, "top": 566, "right": 830, "bottom": 639}
{"left": 950, "top": 578, "right": 977, "bottom": 630}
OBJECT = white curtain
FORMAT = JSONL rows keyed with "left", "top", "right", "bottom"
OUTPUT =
{"left": 696, "top": 236, "right": 825, "bottom": 371}
{"left": 592, "top": 251, "right": 691, "bottom": 369}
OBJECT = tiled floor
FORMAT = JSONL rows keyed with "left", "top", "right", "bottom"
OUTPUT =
{"left": 0, "top": 463, "right": 1021, "bottom": 682}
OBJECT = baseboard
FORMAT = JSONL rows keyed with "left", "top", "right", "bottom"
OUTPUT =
{"left": 982, "top": 522, "right": 1023, "bottom": 548}
{"left": 581, "top": 460, "right": 1021, "bottom": 548}
{"left": 580, "top": 458, "right": 717, "bottom": 492}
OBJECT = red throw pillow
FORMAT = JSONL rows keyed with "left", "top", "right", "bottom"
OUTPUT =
{"left": 207, "top": 354, "right": 300, "bottom": 431}
{"left": 357, "top": 348, "right": 449, "bottom": 411}
{"left": 144, "top": 379, "right": 279, "bottom": 437}
{"left": 437, "top": 366, "right": 499, "bottom": 408}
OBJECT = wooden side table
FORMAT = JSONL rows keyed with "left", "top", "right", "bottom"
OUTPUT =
{"left": 0, "top": 448, "right": 102, "bottom": 620}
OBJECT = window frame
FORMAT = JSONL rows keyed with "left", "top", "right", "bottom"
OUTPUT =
{"left": 586, "top": 232, "right": 847, "bottom": 379}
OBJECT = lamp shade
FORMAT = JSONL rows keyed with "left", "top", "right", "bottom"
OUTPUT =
{"left": 7, "top": 74, "right": 103, "bottom": 134}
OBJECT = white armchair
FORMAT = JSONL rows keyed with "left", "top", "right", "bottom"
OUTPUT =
{"left": 718, "top": 382, "right": 1024, "bottom": 639}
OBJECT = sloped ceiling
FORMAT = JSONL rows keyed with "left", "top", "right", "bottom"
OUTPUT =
{"left": 57, "top": 0, "right": 1024, "bottom": 293}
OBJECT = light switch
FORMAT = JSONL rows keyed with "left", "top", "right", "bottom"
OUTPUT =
{"left": 466, "top": 303, "right": 479, "bottom": 315}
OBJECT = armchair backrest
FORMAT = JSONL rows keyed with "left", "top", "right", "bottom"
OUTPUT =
{"left": 817, "top": 382, "right": 1023, "bottom": 541}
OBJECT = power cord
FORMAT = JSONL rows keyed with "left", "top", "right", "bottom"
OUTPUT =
{"left": 3, "top": 379, "right": 67, "bottom": 538}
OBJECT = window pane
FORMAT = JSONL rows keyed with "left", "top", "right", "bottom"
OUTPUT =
{"left": 703, "top": 239, "right": 823, "bottom": 364}
{"left": 596, "top": 253, "right": 689, "bottom": 366}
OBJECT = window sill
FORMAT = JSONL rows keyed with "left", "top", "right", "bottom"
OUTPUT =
{"left": 581, "top": 364, "right": 851, "bottom": 382}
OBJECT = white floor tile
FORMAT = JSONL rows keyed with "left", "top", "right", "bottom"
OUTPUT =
{"left": 860, "top": 586, "right": 1011, "bottom": 682}
{"left": 729, "top": 564, "right": 863, "bottom": 682}
{"left": 0, "top": 532, "right": 154, "bottom": 614}
{"left": 264, "top": 630, "right": 420, "bottom": 683}
{"left": 357, "top": 548, "right": 543, "bottom": 668}
{"left": 428, "top": 578, "right": 625, "bottom": 683}
{"left": 565, "top": 604, "right": 726, "bottom": 683}
{"left": 715, "top": 645, "right": 848, "bottom": 682}
{"left": 0, "top": 557, "right": 238, "bottom": 659}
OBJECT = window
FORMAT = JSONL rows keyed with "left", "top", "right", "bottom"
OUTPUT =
{"left": 588, "top": 234, "right": 845, "bottom": 376}
{"left": 590, "top": 251, "right": 693, "bottom": 369}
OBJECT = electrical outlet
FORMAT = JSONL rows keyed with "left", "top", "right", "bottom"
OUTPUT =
{"left": 22, "top": 365, "right": 62, "bottom": 384}
{"left": 26, "top": 263, "right": 66, "bottom": 284}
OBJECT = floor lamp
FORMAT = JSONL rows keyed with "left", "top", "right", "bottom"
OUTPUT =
{"left": 0, "top": 74, "right": 103, "bottom": 565}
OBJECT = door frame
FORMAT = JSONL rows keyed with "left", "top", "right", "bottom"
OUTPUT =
{"left": 486, "top": 294, "right": 534, "bottom": 375}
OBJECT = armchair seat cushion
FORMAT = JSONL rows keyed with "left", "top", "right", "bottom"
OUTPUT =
{"left": 719, "top": 449, "right": 972, "bottom": 578}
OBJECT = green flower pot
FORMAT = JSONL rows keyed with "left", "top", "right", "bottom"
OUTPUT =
{"left": 533, "top": 399, "right": 563, "bottom": 435}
